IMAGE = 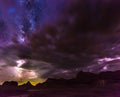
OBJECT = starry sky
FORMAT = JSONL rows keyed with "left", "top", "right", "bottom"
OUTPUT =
{"left": 0, "top": 0, "right": 120, "bottom": 85}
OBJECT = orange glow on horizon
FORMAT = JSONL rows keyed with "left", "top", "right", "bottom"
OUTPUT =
{"left": 18, "top": 78, "right": 47, "bottom": 86}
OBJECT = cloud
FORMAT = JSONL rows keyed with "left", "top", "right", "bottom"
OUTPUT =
{"left": 0, "top": 0, "right": 120, "bottom": 81}
{"left": 0, "top": 45, "right": 41, "bottom": 84}
{"left": 25, "top": 0, "right": 120, "bottom": 78}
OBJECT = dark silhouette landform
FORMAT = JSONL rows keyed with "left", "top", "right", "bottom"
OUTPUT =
{"left": 0, "top": 71, "right": 120, "bottom": 97}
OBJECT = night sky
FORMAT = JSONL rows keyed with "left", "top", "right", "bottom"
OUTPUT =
{"left": 0, "top": 0, "right": 120, "bottom": 85}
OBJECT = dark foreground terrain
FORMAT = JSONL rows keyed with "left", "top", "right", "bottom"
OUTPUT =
{"left": 1, "top": 71, "right": 120, "bottom": 97}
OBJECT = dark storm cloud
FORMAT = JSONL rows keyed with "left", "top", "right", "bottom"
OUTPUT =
{"left": 21, "top": 60, "right": 53, "bottom": 70}
{"left": 16, "top": 0, "right": 120, "bottom": 78}
{"left": 0, "top": 46, "right": 19, "bottom": 66}
{"left": 25, "top": 0, "right": 120, "bottom": 63}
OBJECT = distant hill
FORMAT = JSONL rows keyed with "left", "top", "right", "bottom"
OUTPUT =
{"left": 2, "top": 81, "right": 18, "bottom": 87}
{"left": 2, "top": 70, "right": 120, "bottom": 88}
{"left": 35, "top": 70, "right": 120, "bottom": 88}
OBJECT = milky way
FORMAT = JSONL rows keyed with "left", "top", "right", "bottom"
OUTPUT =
{"left": 0, "top": 0, "right": 120, "bottom": 85}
